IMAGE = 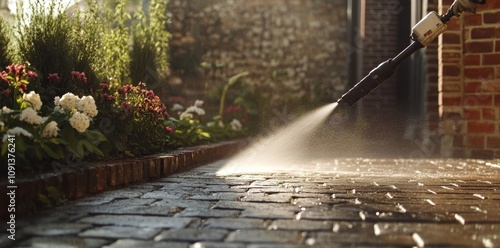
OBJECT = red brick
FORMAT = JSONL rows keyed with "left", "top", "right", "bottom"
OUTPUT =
{"left": 465, "top": 14, "right": 482, "bottom": 26}
{"left": 464, "top": 54, "right": 481, "bottom": 66}
{"left": 442, "top": 83, "right": 461, "bottom": 92}
{"left": 494, "top": 95, "right": 500, "bottom": 106}
{"left": 482, "top": 108, "right": 497, "bottom": 120}
{"left": 483, "top": 54, "right": 500, "bottom": 65}
{"left": 484, "top": 12, "right": 500, "bottom": 24}
{"left": 464, "top": 67, "right": 494, "bottom": 80}
{"left": 467, "top": 135, "right": 485, "bottom": 148}
{"left": 482, "top": 1, "right": 500, "bottom": 10}
{"left": 463, "top": 94, "right": 493, "bottom": 106}
{"left": 466, "top": 41, "right": 494, "bottom": 53}
{"left": 464, "top": 108, "right": 481, "bottom": 120}
{"left": 471, "top": 27, "right": 497, "bottom": 39}
{"left": 442, "top": 96, "right": 462, "bottom": 105}
{"left": 465, "top": 82, "right": 482, "bottom": 93}
{"left": 486, "top": 136, "right": 500, "bottom": 149}
{"left": 443, "top": 33, "right": 460, "bottom": 44}
{"left": 446, "top": 18, "right": 461, "bottom": 30}
{"left": 443, "top": 65, "right": 461, "bottom": 76}
{"left": 468, "top": 121, "right": 495, "bottom": 133}
{"left": 496, "top": 41, "right": 500, "bottom": 52}
{"left": 482, "top": 82, "right": 500, "bottom": 92}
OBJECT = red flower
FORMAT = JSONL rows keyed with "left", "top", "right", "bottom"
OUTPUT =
{"left": 2, "top": 88, "right": 10, "bottom": 97}
{"left": 102, "top": 93, "right": 115, "bottom": 101}
{"left": 71, "top": 71, "right": 87, "bottom": 84}
{"left": 0, "top": 71, "right": 8, "bottom": 85}
{"left": 48, "top": 73, "right": 60, "bottom": 84}
{"left": 121, "top": 102, "right": 131, "bottom": 111}
{"left": 27, "top": 70, "right": 38, "bottom": 78}
{"left": 164, "top": 126, "right": 174, "bottom": 133}
{"left": 99, "top": 83, "right": 109, "bottom": 91}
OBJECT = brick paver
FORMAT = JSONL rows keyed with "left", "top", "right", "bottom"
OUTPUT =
{"left": 4, "top": 158, "right": 500, "bottom": 247}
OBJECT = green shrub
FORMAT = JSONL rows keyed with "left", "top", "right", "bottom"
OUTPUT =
{"left": 16, "top": 0, "right": 81, "bottom": 105}
{"left": 95, "top": 82, "right": 170, "bottom": 156}
{"left": 129, "top": 0, "right": 170, "bottom": 87}
{"left": 0, "top": 18, "right": 12, "bottom": 69}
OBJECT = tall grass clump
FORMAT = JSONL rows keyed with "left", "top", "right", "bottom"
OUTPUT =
{"left": 16, "top": 1, "right": 82, "bottom": 104}
{"left": 130, "top": 0, "right": 170, "bottom": 87}
{"left": 0, "top": 17, "right": 13, "bottom": 69}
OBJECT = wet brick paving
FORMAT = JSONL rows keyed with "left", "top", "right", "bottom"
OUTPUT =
{"left": 3, "top": 158, "right": 500, "bottom": 247}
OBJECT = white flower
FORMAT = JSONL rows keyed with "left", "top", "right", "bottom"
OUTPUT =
{"left": 230, "top": 119, "right": 243, "bottom": 131}
{"left": 194, "top": 100, "right": 204, "bottom": 107}
{"left": 41, "top": 121, "right": 59, "bottom": 138}
{"left": 180, "top": 112, "right": 193, "bottom": 120}
{"left": 0, "top": 121, "right": 4, "bottom": 127}
{"left": 54, "top": 106, "right": 63, "bottom": 113}
{"left": 69, "top": 112, "right": 90, "bottom": 133}
{"left": 54, "top": 96, "right": 60, "bottom": 106}
{"left": 185, "top": 106, "right": 205, "bottom": 116}
{"left": 59, "top": 93, "right": 80, "bottom": 110}
{"left": 3, "top": 127, "right": 33, "bottom": 142}
{"left": 23, "top": 91, "right": 42, "bottom": 111}
{"left": 19, "top": 107, "right": 42, "bottom": 125}
{"left": 77, "top": 96, "right": 98, "bottom": 118}
{"left": 2, "top": 106, "right": 12, "bottom": 114}
{"left": 172, "top": 103, "right": 184, "bottom": 111}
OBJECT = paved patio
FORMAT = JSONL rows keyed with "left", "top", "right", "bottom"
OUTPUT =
{"left": 4, "top": 157, "right": 500, "bottom": 248}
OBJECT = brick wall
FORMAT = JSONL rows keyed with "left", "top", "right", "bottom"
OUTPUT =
{"left": 439, "top": 0, "right": 500, "bottom": 158}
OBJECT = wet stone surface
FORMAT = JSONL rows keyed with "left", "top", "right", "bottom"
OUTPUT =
{"left": 13, "top": 158, "right": 500, "bottom": 247}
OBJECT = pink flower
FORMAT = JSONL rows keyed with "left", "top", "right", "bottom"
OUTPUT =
{"left": 71, "top": 71, "right": 87, "bottom": 84}
{"left": 121, "top": 102, "right": 131, "bottom": 111}
{"left": 99, "top": 83, "right": 109, "bottom": 91}
{"left": 164, "top": 126, "right": 174, "bottom": 133}
{"left": 2, "top": 88, "right": 10, "bottom": 97}
{"left": 48, "top": 73, "right": 60, "bottom": 84}
{"left": 27, "top": 70, "right": 38, "bottom": 79}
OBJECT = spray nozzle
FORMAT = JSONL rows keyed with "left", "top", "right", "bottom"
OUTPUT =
{"left": 337, "top": 0, "right": 486, "bottom": 106}
{"left": 442, "top": 0, "right": 486, "bottom": 22}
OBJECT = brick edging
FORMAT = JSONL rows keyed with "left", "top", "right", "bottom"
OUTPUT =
{"left": 0, "top": 140, "right": 247, "bottom": 220}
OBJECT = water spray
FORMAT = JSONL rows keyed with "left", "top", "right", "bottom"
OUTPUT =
{"left": 337, "top": 0, "right": 486, "bottom": 106}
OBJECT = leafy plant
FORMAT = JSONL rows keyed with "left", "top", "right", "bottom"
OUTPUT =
{"left": 95, "top": 82, "right": 170, "bottom": 156}
{"left": 0, "top": 65, "right": 106, "bottom": 172}
{"left": 0, "top": 18, "right": 12, "bottom": 69}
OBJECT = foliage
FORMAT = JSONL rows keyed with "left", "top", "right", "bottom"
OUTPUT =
{"left": 129, "top": 0, "right": 170, "bottom": 86}
{"left": 0, "top": 65, "right": 106, "bottom": 172}
{"left": 95, "top": 82, "right": 170, "bottom": 156}
{"left": 16, "top": 0, "right": 82, "bottom": 105}
{"left": 0, "top": 18, "right": 12, "bottom": 69}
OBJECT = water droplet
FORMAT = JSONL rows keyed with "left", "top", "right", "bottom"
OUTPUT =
{"left": 450, "top": 183, "right": 459, "bottom": 187}
{"left": 418, "top": 182, "right": 424, "bottom": 186}
{"left": 390, "top": 185, "right": 398, "bottom": 189}
{"left": 373, "top": 182, "right": 380, "bottom": 186}
{"left": 412, "top": 233, "right": 425, "bottom": 248}
{"left": 295, "top": 212, "right": 302, "bottom": 220}
{"left": 397, "top": 204, "right": 407, "bottom": 213}
{"left": 385, "top": 193, "right": 394, "bottom": 199}
{"left": 294, "top": 187, "right": 301, "bottom": 193}
{"left": 427, "top": 189, "right": 437, "bottom": 194}
{"left": 359, "top": 211, "right": 366, "bottom": 221}
{"left": 426, "top": 199, "right": 436, "bottom": 206}
{"left": 350, "top": 189, "right": 356, "bottom": 194}
{"left": 473, "top": 194, "right": 486, "bottom": 199}
{"left": 354, "top": 198, "right": 362, "bottom": 205}
{"left": 481, "top": 238, "right": 494, "bottom": 248}
{"left": 306, "top": 238, "right": 316, "bottom": 246}
{"left": 441, "top": 186, "right": 453, "bottom": 190}
{"left": 332, "top": 223, "right": 340, "bottom": 233}
{"left": 331, "top": 194, "right": 336, "bottom": 199}
{"left": 373, "top": 224, "right": 381, "bottom": 236}
{"left": 454, "top": 214, "right": 465, "bottom": 225}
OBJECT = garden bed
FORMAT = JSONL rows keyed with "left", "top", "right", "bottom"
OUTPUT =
{"left": 0, "top": 139, "right": 247, "bottom": 220}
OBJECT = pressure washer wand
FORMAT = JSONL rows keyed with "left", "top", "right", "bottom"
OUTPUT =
{"left": 337, "top": 0, "right": 486, "bottom": 106}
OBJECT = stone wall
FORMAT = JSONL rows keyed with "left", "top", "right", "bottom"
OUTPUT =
{"left": 168, "top": 0, "right": 348, "bottom": 119}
